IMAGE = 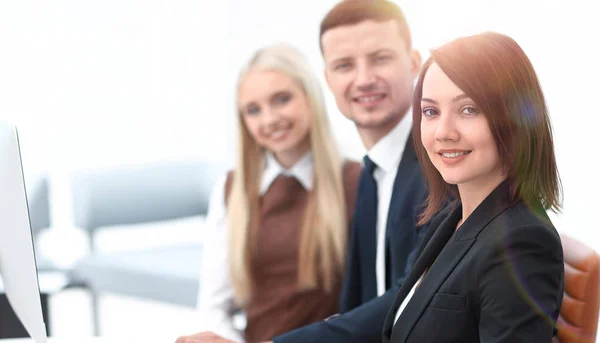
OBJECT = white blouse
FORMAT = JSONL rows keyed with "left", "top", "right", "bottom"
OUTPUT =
{"left": 394, "top": 274, "right": 424, "bottom": 325}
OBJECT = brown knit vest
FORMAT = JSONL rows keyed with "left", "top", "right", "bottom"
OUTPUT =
{"left": 223, "top": 161, "right": 360, "bottom": 343}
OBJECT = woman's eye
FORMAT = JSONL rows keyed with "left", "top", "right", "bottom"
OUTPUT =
{"left": 246, "top": 106, "right": 260, "bottom": 115}
{"left": 422, "top": 108, "right": 438, "bottom": 116}
{"left": 274, "top": 93, "right": 291, "bottom": 104}
{"left": 461, "top": 106, "right": 478, "bottom": 115}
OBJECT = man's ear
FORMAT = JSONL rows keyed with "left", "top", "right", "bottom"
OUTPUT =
{"left": 410, "top": 49, "right": 422, "bottom": 77}
{"left": 324, "top": 67, "right": 331, "bottom": 89}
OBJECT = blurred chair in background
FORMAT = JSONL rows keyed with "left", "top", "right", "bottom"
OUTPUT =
{"left": 555, "top": 234, "right": 600, "bottom": 343}
{"left": 27, "top": 175, "right": 54, "bottom": 271}
{"left": 28, "top": 176, "right": 51, "bottom": 237}
{"left": 68, "top": 161, "right": 224, "bottom": 336}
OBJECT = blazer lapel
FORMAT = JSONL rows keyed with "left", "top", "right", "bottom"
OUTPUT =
{"left": 382, "top": 205, "right": 461, "bottom": 342}
{"left": 385, "top": 134, "right": 419, "bottom": 278}
{"left": 387, "top": 134, "right": 418, "bottom": 225}
{"left": 383, "top": 181, "right": 512, "bottom": 342}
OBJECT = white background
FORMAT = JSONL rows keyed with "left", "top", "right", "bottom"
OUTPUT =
{"left": 0, "top": 0, "right": 598, "bottom": 338}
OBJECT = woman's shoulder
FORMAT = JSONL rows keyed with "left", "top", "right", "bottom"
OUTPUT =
{"left": 339, "top": 159, "right": 361, "bottom": 215}
{"left": 219, "top": 169, "right": 235, "bottom": 205}
{"left": 224, "top": 169, "right": 235, "bottom": 185}
{"left": 501, "top": 202, "right": 559, "bottom": 234}
{"left": 340, "top": 159, "right": 361, "bottom": 196}
{"left": 341, "top": 159, "right": 361, "bottom": 182}
{"left": 485, "top": 202, "right": 562, "bottom": 257}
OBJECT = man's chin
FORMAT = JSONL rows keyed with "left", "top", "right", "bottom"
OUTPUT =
{"left": 352, "top": 109, "right": 404, "bottom": 129}
{"left": 353, "top": 116, "right": 393, "bottom": 130}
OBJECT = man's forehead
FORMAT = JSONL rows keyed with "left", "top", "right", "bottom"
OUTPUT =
{"left": 321, "top": 20, "right": 404, "bottom": 60}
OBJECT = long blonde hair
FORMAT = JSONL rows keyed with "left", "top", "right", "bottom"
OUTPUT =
{"left": 227, "top": 44, "right": 348, "bottom": 306}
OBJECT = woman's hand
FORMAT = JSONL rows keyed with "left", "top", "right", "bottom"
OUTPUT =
{"left": 175, "top": 331, "right": 237, "bottom": 343}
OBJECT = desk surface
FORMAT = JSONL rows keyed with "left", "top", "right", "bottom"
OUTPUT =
{"left": 0, "top": 338, "right": 161, "bottom": 343}
{"left": 0, "top": 340, "right": 112, "bottom": 343}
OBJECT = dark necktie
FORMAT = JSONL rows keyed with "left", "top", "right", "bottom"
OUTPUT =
{"left": 361, "top": 156, "right": 378, "bottom": 228}
{"left": 358, "top": 155, "right": 379, "bottom": 296}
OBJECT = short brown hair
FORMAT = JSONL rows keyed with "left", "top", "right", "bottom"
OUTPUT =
{"left": 319, "top": 0, "right": 412, "bottom": 53}
{"left": 412, "top": 32, "right": 562, "bottom": 225}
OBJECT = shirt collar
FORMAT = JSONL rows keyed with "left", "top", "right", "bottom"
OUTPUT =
{"left": 260, "top": 150, "right": 313, "bottom": 195}
{"left": 367, "top": 110, "right": 413, "bottom": 173}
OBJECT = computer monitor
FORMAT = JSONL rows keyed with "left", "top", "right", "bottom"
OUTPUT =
{"left": 0, "top": 121, "right": 48, "bottom": 343}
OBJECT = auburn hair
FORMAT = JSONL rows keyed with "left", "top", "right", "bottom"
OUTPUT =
{"left": 412, "top": 32, "right": 562, "bottom": 225}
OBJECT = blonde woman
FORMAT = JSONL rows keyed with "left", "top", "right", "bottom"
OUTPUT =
{"left": 193, "top": 44, "right": 360, "bottom": 343}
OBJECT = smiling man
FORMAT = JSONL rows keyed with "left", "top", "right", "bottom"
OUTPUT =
{"left": 316, "top": 0, "right": 427, "bottom": 315}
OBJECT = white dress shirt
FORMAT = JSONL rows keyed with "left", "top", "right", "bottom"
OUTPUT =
{"left": 196, "top": 151, "right": 313, "bottom": 343}
{"left": 367, "top": 113, "right": 413, "bottom": 296}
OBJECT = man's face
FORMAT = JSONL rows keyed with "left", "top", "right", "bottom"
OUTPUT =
{"left": 322, "top": 20, "right": 420, "bottom": 134}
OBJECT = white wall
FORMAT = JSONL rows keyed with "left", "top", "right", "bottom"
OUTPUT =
{"left": 0, "top": 0, "right": 599, "bottom": 332}
{"left": 0, "top": 0, "right": 232, "bottom": 231}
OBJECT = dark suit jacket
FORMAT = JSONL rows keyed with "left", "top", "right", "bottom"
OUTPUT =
{"left": 383, "top": 181, "right": 564, "bottom": 343}
{"left": 272, "top": 134, "right": 430, "bottom": 343}
{"left": 340, "top": 133, "right": 428, "bottom": 312}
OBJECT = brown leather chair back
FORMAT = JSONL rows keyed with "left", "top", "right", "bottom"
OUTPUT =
{"left": 554, "top": 234, "right": 600, "bottom": 343}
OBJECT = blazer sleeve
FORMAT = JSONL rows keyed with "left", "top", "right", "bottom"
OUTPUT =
{"left": 273, "top": 284, "right": 401, "bottom": 343}
{"left": 196, "top": 173, "right": 245, "bottom": 343}
{"left": 271, "top": 220, "right": 442, "bottom": 343}
{"left": 477, "top": 223, "right": 564, "bottom": 342}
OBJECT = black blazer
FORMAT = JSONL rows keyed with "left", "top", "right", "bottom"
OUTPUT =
{"left": 340, "top": 133, "right": 428, "bottom": 312}
{"left": 382, "top": 181, "right": 564, "bottom": 343}
{"left": 272, "top": 135, "right": 431, "bottom": 343}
